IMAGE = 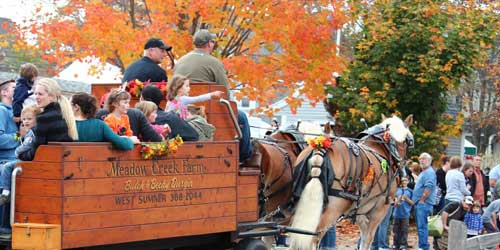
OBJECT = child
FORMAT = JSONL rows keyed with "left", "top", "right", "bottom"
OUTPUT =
{"left": 465, "top": 201, "right": 483, "bottom": 237}
{"left": 392, "top": 177, "right": 414, "bottom": 250}
{"left": 166, "top": 74, "right": 223, "bottom": 119}
{"left": 0, "top": 104, "right": 41, "bottom": 205}
{"left": 135, "top": 101, "right": 170, "bottom": 138}
{"left": 13, "top": 63, "right": 39, "bottom": 123}
{"left": 186, "top": 105, "right": 215, "bottom": 141}
{"left": 104, "top": 89, "right": 133, "bottom": 136}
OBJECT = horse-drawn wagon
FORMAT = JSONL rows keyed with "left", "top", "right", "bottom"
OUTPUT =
{"left": 6, "top": 83, "right": 299, "bottom": 250}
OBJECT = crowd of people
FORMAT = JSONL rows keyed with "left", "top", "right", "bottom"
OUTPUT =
{"left": 365, "top": 153, "right": 500, "bottom": 250}
{"left": 0, "top": 30, "right": 256, "bottom": 237}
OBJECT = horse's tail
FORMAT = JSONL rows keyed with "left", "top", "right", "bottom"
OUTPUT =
{"left": 289, "top": 151, "right": 324, "bottom": 250}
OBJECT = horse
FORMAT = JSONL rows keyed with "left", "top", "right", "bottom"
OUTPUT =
{"left": 252, "top": 122, "right": 323, "bottom": 247}
{"left": 288, "top": 114, "right": 414, "bottom": 250}
{"left": 254, "top": 121, "right": 325, "bottom": 220}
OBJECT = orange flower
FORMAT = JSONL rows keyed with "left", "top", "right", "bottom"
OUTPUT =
{"left": 362, "top": 166, "right": 374, "bottom": 184}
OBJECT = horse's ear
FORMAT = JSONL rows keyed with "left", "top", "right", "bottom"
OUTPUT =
{"left": 404, "top": 114, "right": 413, "bottom": 127}
{"left": 324, "top": 122, "right": 331, "bottom": 135}
{"left": 381, "top": 114, "right": 387, "bottom": 121}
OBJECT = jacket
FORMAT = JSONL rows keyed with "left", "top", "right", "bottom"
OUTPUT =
{"left": 0, "top": 103, "right": 19, "bottom": 161}
{"left": 12, "top": 77, "right": 34, "bottom": 118}
{"left": 155, "top": 110, "right": 199, "bottom": 141}
{"left": 19, "top": 102, "right": 73, "bottom": 161}
{"left": 470, "top": 169, "right": 489, "bottom": 203}
{"left": 186, "top": 115, "right": 214, "bottom": 141}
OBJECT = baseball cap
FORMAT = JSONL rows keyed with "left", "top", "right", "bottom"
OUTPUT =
{"left": 193, "top": 29, "right": 217, "bottom": 46}
{"left": 144, "top": 38, "right": 172, "bottom": 51}
{"left": 464, "top": 196, "right": 474, "bottom": 205}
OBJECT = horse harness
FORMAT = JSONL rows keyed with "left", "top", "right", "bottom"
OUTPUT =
{"left": 257, "top": 139, "right": 295, "bottom": 220}
{"left": 323, "top": 125, "right": 413, "bottom": 222}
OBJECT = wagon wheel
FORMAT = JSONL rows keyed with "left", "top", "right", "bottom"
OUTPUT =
{"left": 234, "top": 238, "right": 267, "bottom": 250}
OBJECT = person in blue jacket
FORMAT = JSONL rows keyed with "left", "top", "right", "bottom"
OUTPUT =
{"left": 0, "top": 79, "right": 19, "bottom": 163}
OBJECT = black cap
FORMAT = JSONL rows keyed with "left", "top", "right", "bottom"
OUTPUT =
{"left": 144, "top": 38, "right": 172, "bottom": 51}
{"left": 141, "top": 85, "right": 164, "bottom": 107}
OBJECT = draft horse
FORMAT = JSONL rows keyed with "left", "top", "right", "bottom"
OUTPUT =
{"left": 289, "top": 115, "right": 414, "bottom": 250}
{"left": 254, "top": 129, "right": 307, "bottom": 221}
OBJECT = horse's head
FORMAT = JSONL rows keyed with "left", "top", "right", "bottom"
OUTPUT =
{"left": 379, "top": 114, "right": 414, "bottom": 162}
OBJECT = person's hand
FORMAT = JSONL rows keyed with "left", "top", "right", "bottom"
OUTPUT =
{"left": 466, "top": 184, "right": 471, "bottom": 190}
{"left": 210, "top": 91, "right": 224, "bottom": 99}
{"left": 129, "top": 136, "right": 140, "bottom": 144}
{"left": 19, "top": 124, "right": 29, "bottom": 137}
{"left": 163, "top": 124, "right": 171, "bottom": 135}
{"left": 444, "top": 225, "right": 449, "bottom": 231}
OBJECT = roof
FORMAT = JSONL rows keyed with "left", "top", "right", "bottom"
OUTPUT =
{"left": 0, "top": 71, "right": 90, "bottom": 94}
{"left": 271, "top": 94, "right": 331, "bottom": 127}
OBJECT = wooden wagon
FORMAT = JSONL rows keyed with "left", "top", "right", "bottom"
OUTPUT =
{"left": 7, "top": 83, "right": 279, "bottom": 250}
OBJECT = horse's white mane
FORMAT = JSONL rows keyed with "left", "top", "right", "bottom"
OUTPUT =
{"left": 297, "top": 121, "right": 324, "bottom": 141}
{"left": 380, "top": 115, "right": 410, "bottom": 143}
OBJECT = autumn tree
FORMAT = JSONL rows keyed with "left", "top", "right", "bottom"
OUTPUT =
{"left": 0, "top": 18, "right": 49, "bottom": 74}
{"left": 8, "top": 0, "right": 350, "bottom": 116}
{"left": 461, "top": 35, "right": 500, "bottom": 154}
{"left": 324, "top": 0, "right": 498, "bottom": 157}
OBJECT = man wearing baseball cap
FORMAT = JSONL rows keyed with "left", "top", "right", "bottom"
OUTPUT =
{"left": 173, "top": 29, "right": 253, "bottom": 163}
{"left": 122, "top": 38, "right": 172, "bottom": 83}
{"left": 173, "top": 29, "right": 228, "bottom": 89}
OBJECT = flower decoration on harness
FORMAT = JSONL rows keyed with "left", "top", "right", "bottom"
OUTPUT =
{"left": 125, "top": 79, "right": 167, "bottom": 98}
{"left": 140, "top": 135, "right": 184, "bottom": 160}
{"left": 307, "top": 136, "right": 332, "bottom": 150}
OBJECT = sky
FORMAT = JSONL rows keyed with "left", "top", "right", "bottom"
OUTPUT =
{"left": 1, "top": 0, "right": 37, "bottom": 23}
{"left": 0, "top": 0, "right": 62, "bottom": 24}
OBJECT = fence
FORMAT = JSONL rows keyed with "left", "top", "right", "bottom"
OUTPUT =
{"left": 448, "top": 219, "right": 500, "bottom": 250}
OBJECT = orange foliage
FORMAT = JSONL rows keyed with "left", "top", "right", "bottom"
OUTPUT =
{"left": 10, "top": 0, "right": 350, "bottom": 116}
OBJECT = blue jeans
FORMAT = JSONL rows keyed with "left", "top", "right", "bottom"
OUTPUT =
{"left": 319, "top": 226, "right": 336, "bottom": 250}
{"left": 0, "top": 160, "right": 18, "bottom": 191}
{"left": 371, "top": 206, "right": 393, "bottom": 250}
{"left": 237, "top": 110, "right": 252, "bottom": 161}
{"left": 415, "top": 203, "right": 433, "bottom": 250}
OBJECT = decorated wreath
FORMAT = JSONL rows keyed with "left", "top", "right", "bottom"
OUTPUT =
{"left": 125, "top": 79, "right": 168, "bottom": 98}
{"left": 140, "top": 135, "right": 184, "bottom": 159}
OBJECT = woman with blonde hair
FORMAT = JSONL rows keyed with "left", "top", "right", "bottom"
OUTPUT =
{"left": 18, "top": 78, "right": 77, "bottom": 161}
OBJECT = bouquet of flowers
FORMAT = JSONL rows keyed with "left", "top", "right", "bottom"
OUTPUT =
{"left": 140, "top": 135, "right": 184, "bottom": 160}
{"left": 307, "top": 136, "right": 332, "bottom": 150}
{"left": 125, "top": 79, "right": 145, "bottom": 98}
{"left": 125, "top": 79, "right": 167, "bottom": 98}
